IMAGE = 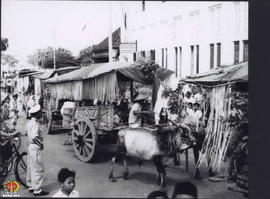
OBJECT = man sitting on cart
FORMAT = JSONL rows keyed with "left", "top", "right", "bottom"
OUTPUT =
{"left": 128, "top": 94, "right": 153, "bottom": 128}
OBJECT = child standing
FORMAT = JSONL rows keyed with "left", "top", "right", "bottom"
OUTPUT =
{"left": 52, "top": 168, "right": 79, "bottom": 197}
{"left": 24, "top": 104, "right": 49, "bottom": 196}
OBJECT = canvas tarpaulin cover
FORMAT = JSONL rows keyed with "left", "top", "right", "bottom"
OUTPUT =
{"left": 182, "top": 62, "right": 248, "bottom": 86}
{"left": 45, "top": 62, "right": 173, "bottom": 105}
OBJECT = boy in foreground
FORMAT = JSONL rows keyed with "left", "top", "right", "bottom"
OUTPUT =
{"left": 52, "top": 168, "right": 79, "bottom": 197}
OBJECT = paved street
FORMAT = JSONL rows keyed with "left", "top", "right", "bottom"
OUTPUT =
{"left": 1, "top": 116, "right": 245, "bottom": 198}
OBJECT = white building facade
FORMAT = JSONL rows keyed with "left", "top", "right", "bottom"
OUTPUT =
{"left": 120, "top": 1, "right": 248, "bottom": 88}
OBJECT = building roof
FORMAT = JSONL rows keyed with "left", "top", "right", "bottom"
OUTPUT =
{"left": 182, "top": 62, "right": 248, "bottom": 85}
{"left": 92, "top": 27, "right": 121, "bottom": 52}
{"left": 19, "top": 71, "right": 41, "bottom": 78}
{"left": 18, "top": 69, "right": 38, "bottom": 77}
{"left": 33, "top": 66, "right": 81, "bottom": 80}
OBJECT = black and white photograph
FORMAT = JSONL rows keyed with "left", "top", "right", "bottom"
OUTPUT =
{"left": 1, "top": 1, "right": 248, "bottom": 198}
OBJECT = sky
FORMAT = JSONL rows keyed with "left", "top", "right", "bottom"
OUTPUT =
{"left": 1, "top": 0, "right": 126, "bottom": 64}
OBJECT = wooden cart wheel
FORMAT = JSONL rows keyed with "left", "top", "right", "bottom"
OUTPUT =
{"left": 72, "top": 118, "right": 97, "bottom": 162}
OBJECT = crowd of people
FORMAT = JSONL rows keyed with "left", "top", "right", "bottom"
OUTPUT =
{"left": 1, "top": 89, "right": 199, "bottom": 197}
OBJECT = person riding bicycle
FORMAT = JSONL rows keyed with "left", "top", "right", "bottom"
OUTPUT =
{"left": 24, "top": 104, "right": 49, "bottom": 196}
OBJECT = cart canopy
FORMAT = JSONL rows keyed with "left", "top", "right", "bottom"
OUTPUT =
{"left": 182, "top": 62, "right": 248, "bottom": 86}
{"left": 44, "top": 62, "right": 173, "bottom": 104}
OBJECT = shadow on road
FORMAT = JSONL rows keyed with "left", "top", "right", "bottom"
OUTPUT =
{"left": 43, "top": 181, "right": 59, "bottom": 193}
{"left": 128, "top": 171, "right": 189, "bottom": 187}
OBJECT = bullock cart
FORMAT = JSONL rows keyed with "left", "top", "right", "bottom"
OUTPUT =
{"left": 44, "top": 61, "right": 173, "bottom": 162}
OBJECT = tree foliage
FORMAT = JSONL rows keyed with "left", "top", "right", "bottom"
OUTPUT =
{"left": 1, "top": 38, "right": 8, "bottom": 51}
{"left": 28, "top": 47, "right": 79, "bottom": 69}
{"left": 77, "top": 46, "right": 94, "bottom": 66}
{"left": 1, "top": 53, "right": 19, "bottom": 67}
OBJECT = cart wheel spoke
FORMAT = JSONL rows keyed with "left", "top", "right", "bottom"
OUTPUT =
{"left": 84, "top": 145, "right": 91, "bottom": 157}
{"left": 77, "top": 122, "right": 82, "bottom": 134}
{"left": 84, "top": 130, "right": 92, "bottom": 139}
{"left": 85, "top": 138, "right": 93, "bottom": 143}
{"left": 83, "top": 122, "right": 87, "bottom": 134}
{"left": 79, "top": 146, "right": 84, "bottom": 155}
{"left": 85, "top": 141, "right": 93, "bottom": 150}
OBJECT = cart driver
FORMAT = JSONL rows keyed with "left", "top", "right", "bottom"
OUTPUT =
{"left": 128, "top": 94, "right": 152, "bottom": 128}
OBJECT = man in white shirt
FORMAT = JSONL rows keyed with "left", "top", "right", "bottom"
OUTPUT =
{"left": 24, "top": 104, "right": 49, "bottom": 196}
{"left": 193, "top": 102, "right": 202, "bottom": 120}
{"left": 128, "top": 94, "right": 149, "bottom": 128}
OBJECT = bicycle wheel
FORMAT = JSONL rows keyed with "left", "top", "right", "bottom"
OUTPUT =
{"left": 7, "top": 158, "right": 14, "bottom": 174}
{"left": 14, "top": 152, "right": 28, "bottom": 188}
{"left": 0, "top": 163, "right": 8, "bottom": 187}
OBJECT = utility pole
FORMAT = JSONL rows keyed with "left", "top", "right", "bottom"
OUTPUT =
{"left": 53, "top": 31, "right": 56, "bottom": 69}
{"left": 108, "top": 2, "right": 113, "bottom": 63}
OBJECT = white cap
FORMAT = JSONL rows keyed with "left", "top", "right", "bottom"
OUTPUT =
{"left": 29, "top": 104, "right": 41, "bottom": 114}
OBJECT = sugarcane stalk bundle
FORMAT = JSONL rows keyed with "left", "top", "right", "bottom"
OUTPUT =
{"left": 197, "top": 85, "right": 248, "bottom": 177}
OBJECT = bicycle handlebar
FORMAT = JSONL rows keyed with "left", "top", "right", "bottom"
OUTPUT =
{"left": 0, "top": 130, "right": 21, "bottom": 138}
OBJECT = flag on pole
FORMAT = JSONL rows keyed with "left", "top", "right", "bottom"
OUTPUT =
{"left": 82, "top": 24, "right": 86, "bottom": 31}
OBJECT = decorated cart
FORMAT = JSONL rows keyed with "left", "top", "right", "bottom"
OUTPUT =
{"left": 169, "top": 62, "right": 248, "bottom": 194}
{"left": 44, "top": 60, "right": 173, "bottom": 162}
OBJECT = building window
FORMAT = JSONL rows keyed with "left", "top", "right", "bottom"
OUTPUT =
{"left": 196, "top": 45, "right": 199, "bottom": 74}
{"left": 179, "top": 47, "right": 182, "bottom": 78}
{"left": 191, "top": 46, "right": 195, "bottom": 74}
{"left": 141, "top": 51, "right": 145, "bottom": 58}
{"left": 133, "top": 53, "right": 136, "bottom": 62}
{"left": 161, "top": 48, "right": 164, "bottom": 67}
{"left": 175, "top": 47, "right": 178, "bottom": 77}
{"left": 165, "top": 48, "right": 168, "bottom": 69}
{"left": 150, "top": 50, "right": 155, "bottom": 61}
{"left": 234, "top": 41, "right": 240, "bottom": 64}
{"left": 217, "top": 43, "right": 221, "bottom": 67}
{"left": 243, "top": 40, "right": 248, "bottom": 62}
{"left": 210, "top": 44, "right": 214, "bottom": 69}
{"left": 209, "top": 4, "right": 222, "bottom": 41}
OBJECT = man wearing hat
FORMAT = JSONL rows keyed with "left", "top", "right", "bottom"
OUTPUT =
{"left": 24, "top": 104, "right": 49, "bottom": 196}
{"left": 128, "top": 93, "right": 151, "bottom": 128}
